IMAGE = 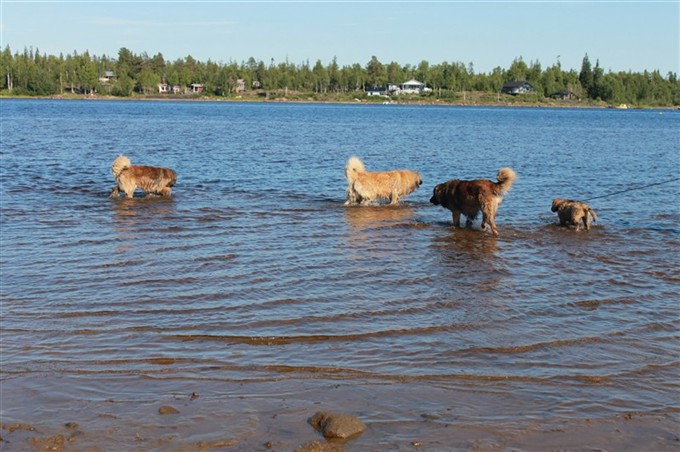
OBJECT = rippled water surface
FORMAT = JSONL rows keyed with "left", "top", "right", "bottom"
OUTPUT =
{"left": 1, "top": 99, "right": 679, "bottom": 449}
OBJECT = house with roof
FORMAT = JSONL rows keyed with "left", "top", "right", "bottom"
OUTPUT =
{"left": 236, "top": 79, "right": 246, "bottom": 93}
{"left": 367, "top": 86, "right": 388, "bottom": 96}
{"left": 550, "top": 91, "right": 578, "bottom": 100}
{"left": 367, "top": 83, "right": 401, "bottom": 96}
{"left": 399, "top": 79, "right": 431, "bottom": 94}
{"left": 501, "top": 81, "right": 534, "bottom": 95}
{"left": 99, "top": 71, "right": 116, "bottom": 84}
{"left": 158, "top": 83, "right": 182, "bottom": 94}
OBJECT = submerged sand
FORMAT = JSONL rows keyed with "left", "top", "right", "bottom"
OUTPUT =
{"left": 2, "top": 378, "right": 678, "bottom": 450}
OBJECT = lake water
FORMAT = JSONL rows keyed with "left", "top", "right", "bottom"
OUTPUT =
{"left": 1, "top": 99, "right": 679, "bottom": 450}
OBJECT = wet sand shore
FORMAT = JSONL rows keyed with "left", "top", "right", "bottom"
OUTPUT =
{"left": 2, "top": 377, "right": 678, "bottom": 451}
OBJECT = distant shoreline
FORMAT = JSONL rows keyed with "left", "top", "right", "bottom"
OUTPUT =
{"left": 5, "top": 94, "right": 680, "bottom": 110}
{"left": 4, "top": 93, "right": 674, "bottom": 110}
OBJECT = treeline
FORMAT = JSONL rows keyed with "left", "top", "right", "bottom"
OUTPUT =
{"left": 2, "top": 46, "right": 679, "bottom": 106}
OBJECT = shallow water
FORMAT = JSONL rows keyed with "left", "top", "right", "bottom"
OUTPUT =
{"left": 1, "top": 99, "right": 679, "bottom": 449}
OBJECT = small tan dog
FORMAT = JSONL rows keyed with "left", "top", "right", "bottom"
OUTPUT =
{"left": 551, "top": 198, "right": 597, "bottom": 231}
{"left": 109, "top": 155, "right": 177, "bottom": 198}
{"left": 430, "top": 168, "right": 517, "bottom": 237}
{"left": 344, "top": 156, "right": 422, "bottom": 205}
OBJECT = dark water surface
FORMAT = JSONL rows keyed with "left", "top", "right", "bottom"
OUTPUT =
{"left": 1, "top": 99, "right": 679, "bottom": 449}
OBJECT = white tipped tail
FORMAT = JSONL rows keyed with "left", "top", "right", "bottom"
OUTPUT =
{"left": 496, "top": 167, "right": 517, "bottom": 194}
{"left": 112, "top": 155, "right": 132, "bottom": 178}
{"left": 345, "top": 156, "right": 366, "bottom": 183}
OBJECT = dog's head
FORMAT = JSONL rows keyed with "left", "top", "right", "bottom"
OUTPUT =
{"left": 430, "top": 183, "right": 444, "bottom": 205}
{"left": 551, "top": 198, "right": 567, "bottom": 212}
{"left": 430, "top": 181, "right": 458, "bottom": 206}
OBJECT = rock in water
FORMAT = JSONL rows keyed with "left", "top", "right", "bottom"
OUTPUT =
{"left": 309, "top": 411, "right": 366, "bottom": 439}
{"left": 158, "top": 405, "right": 180, "bottom": 415}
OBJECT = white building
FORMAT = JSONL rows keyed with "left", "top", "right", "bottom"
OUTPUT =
{"left": 399, "top": 79, "right": 431, "bottom": 94}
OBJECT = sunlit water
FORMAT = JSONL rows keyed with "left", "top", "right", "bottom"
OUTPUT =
{"left": 1, "top": 99, "right": 678, "bottom": 449}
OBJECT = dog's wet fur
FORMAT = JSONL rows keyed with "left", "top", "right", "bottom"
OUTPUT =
{"left": 110, "top": 155, "right": 177, "bottom": 198}
{"left": 430, "top": 168, "right": 517, "bottom": 236}
{"left": 344, "top": 156, "right": 422, "bottom": 205}
{"left": 551, "top": 198, "right": 597, "bottom": 231}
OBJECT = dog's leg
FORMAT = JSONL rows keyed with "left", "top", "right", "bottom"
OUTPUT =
{"left": 482, "top": 206, "right": 499, "bottom": 236}
{"left": 466, "top": 217, "right": 474, "bottom": 228}
{"left": 109, "top": 187, "right": 120, "bottom": 198}
{"left": 558, "top": 212, "right": 568, "bottom": 227}
{"left": 582, "top": 212, "right": 590, "bottom": 231}
{"left": 451, "top": 210, "right": 461, "bottom": 228}
{"left": 389, "top": 190, "right": 401, "bottom": 205}
{"left": 484, "top": 216, "right": 499, "bottom": 236}
{"left": 160, "top": 187, "right": 172, "bottom": 197}
{"left": 344, "top": 188, "right": 356, "bottom": 205}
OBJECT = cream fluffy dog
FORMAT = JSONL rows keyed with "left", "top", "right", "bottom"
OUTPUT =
{"left": 344, "top": 156, "right": 422, "bottom": 205}
{"left": 551, "top": 198, "right": 597, "bottom": 231}
{"left": 430, "top": 168, "right": 517, "bottom": 237}
{"left": 109, "top": 155, "right": 177, "bottom": 198}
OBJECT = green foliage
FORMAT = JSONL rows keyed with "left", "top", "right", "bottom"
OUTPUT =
{"left": 1, "top": 47, "right": 678, "bottom": 107}
{"left": 580, "top": 54, "right": 594, "bottom": 95}
{"left": 137, "top": 69, "right": 160, "bottom": 95}
{"left": 112, "top": 72, "right": 134, "bottom": 96}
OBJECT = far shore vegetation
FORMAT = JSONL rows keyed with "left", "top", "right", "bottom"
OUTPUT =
{"left": 2, "top": 47, "right": 679, "bottom": 108}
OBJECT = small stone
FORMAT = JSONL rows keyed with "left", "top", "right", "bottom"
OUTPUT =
{"left": 295, "top": 440, "right": 341, "bottom": 452}
{"left": 159, "top": 405, "right": 180, "bottom": 415}
{"left": 309, "top": 411, "right": 366, "bottom": 440}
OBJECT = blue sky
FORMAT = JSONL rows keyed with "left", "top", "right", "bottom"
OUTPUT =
{"left": 1, "top": 1, "right": 678, "bottom": 75}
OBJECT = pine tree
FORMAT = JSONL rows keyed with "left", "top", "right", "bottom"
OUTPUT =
{"left": 579, "top": 54, "right": 593, "bottom": 96}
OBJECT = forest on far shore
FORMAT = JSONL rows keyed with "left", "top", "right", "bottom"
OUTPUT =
{"left": 2, "top": 46, "right": 679, "bottom": 107}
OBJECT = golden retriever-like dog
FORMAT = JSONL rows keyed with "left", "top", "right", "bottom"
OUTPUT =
{"left": 430, "top": 168, "right": 517, "bottom": 236}
{"left": 109, "top": 155, "right": 177, "bottom": 198}
{"left": 551, "top": 198, "right": 597, "bottom": 231}
{"left": 344, "top": 156, "right": 422, "bottom": 205}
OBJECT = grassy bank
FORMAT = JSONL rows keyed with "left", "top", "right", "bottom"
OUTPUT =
{"left": 2, "top": 89, "right": 663, "bottom": 109}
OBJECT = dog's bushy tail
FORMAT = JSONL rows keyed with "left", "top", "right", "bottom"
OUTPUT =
{"left": 112, "top": 155, "right": 132, "bottom": 178}
{"left": 345, "top": 156, "right": 366, "bottom": 183}
{"left": 588, "top": 208, "right": 597, "bottom": 222}
{"left": 496, "top": 167, "right": 517, "bottom": 194}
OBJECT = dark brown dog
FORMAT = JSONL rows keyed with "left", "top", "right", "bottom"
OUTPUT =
{"left": 430, "top": 168, "right": 517, "bottom": 236}
{"left": 109, "top": 155, "right": 177, "bottom": 198}
{"left": 551, "top": 198, "right": 597, "bottom": 231}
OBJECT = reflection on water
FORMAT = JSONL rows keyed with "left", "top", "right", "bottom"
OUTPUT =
{"left": 110, "top": 196, "right": 176, "bottom": 253}
{"left": 343, "top": 203, "right": 416, "bottom": 247}
{"left": 431, "top": 226, "right": 500, "bottom": 261}
{"left": 110, "top": 196, "right": 176, "bottom": 227}
{"left": 344, "top": 204, "right": 416, "bottom": 232}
